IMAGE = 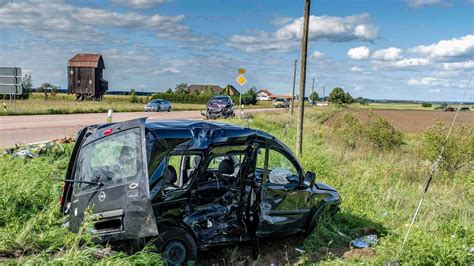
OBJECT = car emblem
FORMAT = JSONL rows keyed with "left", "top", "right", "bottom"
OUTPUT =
{"left": 98, "top": 191, "right": 106, "bottom": 202}
{"left": 129, "top": 183, "right": 138, "bottom": 189}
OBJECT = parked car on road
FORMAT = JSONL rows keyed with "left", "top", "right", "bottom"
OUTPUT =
{"left": 60, "top": 119, "right": 341, "bottom": 264}
{"left": 202, "top": 95, "right": 234, "bottom": 119}
{"left": 144, "top": 99, "right": 172, "bottom": 112}
{"left": 273, "top": 98, "right": 289, "bottom": 108}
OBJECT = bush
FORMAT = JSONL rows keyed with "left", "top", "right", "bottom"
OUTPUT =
{"left": 333, "top": 112, "right": 404, "bottom": 150}
{"left": 328, "top": 87, "right": 353, "bottom": 105}
{"left": 130, "top": 89, "right": 139, "bottom": 103}
{"left": 420, "top": 122, "right": 474, "bottom": 177}
{"left": 364, "top": 114, "right": 404, "bottom": 150}
{"left": 421, "top": 103, "right": 432, "bottom": 108}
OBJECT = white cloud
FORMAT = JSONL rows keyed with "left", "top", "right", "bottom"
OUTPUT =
{"left": 407, "top": 0, "right": 450, "bottom": 8}
{"left": 350, "top": 66, "right": 363, "bottom": 72}
{"left": 229, "top": 13, "right": 378, "bottom": 52}
{"left": 111, "top": 0, "right": 168, "bottom": 9}
{"left": 411, "top": 35, "right": 474, "bottom": 59}
{"left": 312, "top": 51, "right": 324, "bottom": 58}
{"left": 429, "top": 88, "right": 441, "bottom": 93}
{"left": 374, "top": 58, "right": 430, "bottom": 69}
{"left": 443, "top": 60, "right": 474, "bottom": 70}
{"left": 160, "top": 67, "right": 181, "bottom": 73}
{"left": 348, "top": 46, "right": 371, "bottom": 60}
{"left": 371, "top": 47, "right": 403, "bottom": 61}
{"left": 407, "top": 77, "right": 440, "bottom": 86}
{"left": 0, "top": 1, "right": 197, "bottom": 42}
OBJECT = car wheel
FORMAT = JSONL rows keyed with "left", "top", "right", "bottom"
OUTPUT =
{"left": 168, "top": 106, "right": 171, "bottom": 112}
{"left": 154, "top": 227, "right": 197, "bottom": 265}
{"left": 157, "top": 107, "right": 161, "bottom": 112}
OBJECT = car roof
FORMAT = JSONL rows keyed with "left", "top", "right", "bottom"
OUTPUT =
{"left": 145, "top": 119, "right": 277, "bottom": 151}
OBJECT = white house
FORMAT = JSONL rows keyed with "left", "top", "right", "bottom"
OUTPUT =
{"left": 256, "top": 89, "right": 274, "bottom": 101}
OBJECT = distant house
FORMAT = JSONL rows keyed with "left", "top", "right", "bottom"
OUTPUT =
{"left": 68, "top": 53, "right": 108, "bottom": 100}
{"left": 256, "top": 89, "right": 274, "bottom": 101}
{"left": 188, "top": 85, "right": 223, "bottom": 94}
{"left": 257, "top": 89, "right": 292, "bottom": 101}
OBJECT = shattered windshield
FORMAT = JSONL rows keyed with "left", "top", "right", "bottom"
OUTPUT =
{"left": 74, "top": 128, "right": 142, "bottom": 192}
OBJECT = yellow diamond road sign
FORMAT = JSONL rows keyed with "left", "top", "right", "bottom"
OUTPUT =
{"left": 236, "top": 74, "right": 247, "bottom": 86}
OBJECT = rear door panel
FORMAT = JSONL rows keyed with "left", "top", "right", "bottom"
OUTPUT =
{"left": 69, "top": 118, "right": 158, "bottom": 241}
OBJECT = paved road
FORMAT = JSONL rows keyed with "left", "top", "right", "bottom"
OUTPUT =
{"left": 0, "top": 109, "right": 282, "bottom": 148}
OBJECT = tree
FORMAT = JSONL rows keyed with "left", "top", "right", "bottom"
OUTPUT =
{"left": 130, "top": 89, "right": 139, "bottom": 103}
{"left": 166, "top": 88, "right": 173, "bottom": 94}
{"left": 241, "top": 87, "right": 257, "bottom": 105}
{"left": 39, "top": 83, "right": 57, "bottom": 100}
{"left": 20, "top": 74, "right": 32, "bottom": 99}
{"left": 328, "top": 87, "right": 352, "bottom": 105}
{"left": 309, "top": 91, "right": 318, "bottom": 102}
{"left": 174, "top": 83, "right": 188, "bottom": 94}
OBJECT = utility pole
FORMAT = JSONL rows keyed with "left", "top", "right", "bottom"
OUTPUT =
{"left": 311, "top": 77, "right": 315, "bottom": 102}
{"left": 290, "top": 59, "right": 297, "bottom": 115}
{"left": 323, "top": 86, "right": 325, "bottom": 101}
{"left": 296, "top": 0, "right": 310, "bottom": 156}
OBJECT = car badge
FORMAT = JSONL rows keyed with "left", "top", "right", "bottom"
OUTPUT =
{"left": 129, "top": 183, "right": 139, "bottom": 189}
{"left": 98, "top": 191, "right": 106, "bottom": 202}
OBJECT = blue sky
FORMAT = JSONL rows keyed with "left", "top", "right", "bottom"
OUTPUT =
{"left": 0, "top": 0, "right": 473, "bottom": 101}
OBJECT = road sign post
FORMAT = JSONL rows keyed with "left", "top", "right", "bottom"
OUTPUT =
{"left": 0, "top": 67, "right": 22, "bottom": 113}
{"left": 236, "top": 72, "right": 247, "bottom": 118}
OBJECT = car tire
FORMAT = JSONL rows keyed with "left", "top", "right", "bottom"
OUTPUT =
{"left": 168, "top": 106, "right": 171, "bottom": 112}
{"left": 157, "top": 107, "right": 161, "bottom": 112}
{"left": 154, "top": 227, "right": 197, "bottom": 265}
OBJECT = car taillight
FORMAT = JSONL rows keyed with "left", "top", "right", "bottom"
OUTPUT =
{"left": 103, "top": 128, "right": 113, "bottom": 136}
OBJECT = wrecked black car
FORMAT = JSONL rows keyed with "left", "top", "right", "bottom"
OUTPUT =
{"left": 202, "top": 95, "right": 235, "bottom": 119}
{"left": 60, "top": 119, "right": 340, "bottom": 264}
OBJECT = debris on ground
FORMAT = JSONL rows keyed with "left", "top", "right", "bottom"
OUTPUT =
{"left": 343, "top": 247, "right": 375, "bottom": 259}
{"left": 2, "top": 137, "right": 75, "bottom": 158}
{"left": 350, "top": 234, "right": 378, "bottom": 248}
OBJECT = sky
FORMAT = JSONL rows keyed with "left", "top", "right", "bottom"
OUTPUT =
{"left": 0, "top": 0, "right": 473, "bottom": 101}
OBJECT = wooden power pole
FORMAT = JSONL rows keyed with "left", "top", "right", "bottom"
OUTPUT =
{"left": 290, "top": 59, "right": 297, "bottom": 115}
{"left": 296, "top": 0, "right": 310, "bottom": 156}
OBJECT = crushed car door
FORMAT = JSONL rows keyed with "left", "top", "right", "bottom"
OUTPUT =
{"left": 256, "top": 146, "right": 310, "bottom": 237}
{"left": 69, "top": 119, "right": 158, "bottom": 241}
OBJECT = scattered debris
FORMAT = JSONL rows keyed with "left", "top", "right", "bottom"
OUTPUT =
{"left": 3, "top": 137, "right": 75, "bottom": 158}
{"left": 350, "top": 235, "right": 378, "bottom": 248}
{"left": 294, "top": 247, "right": 305, "bottom": 254}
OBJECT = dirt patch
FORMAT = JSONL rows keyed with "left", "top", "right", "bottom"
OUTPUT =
{"left": 343, "top": 248, "right": 376, "bottom": 260}
{"left": 325, "top": 109, "right": 474, "bottom": 133}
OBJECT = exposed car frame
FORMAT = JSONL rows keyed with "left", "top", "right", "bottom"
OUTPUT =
{"left": 60, "top": 119, "right": 341, "bottom": 264}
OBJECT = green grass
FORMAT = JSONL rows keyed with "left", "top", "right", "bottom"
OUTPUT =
{"left": 0, "top": 107, "right": 472, "bottom": 264}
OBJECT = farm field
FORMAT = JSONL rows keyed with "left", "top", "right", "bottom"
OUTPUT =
{"left": 326, "top": 109, "right": 474, "bottom": 133}
{"left": 0, "top": 107, "right": 472, "bottom": 264}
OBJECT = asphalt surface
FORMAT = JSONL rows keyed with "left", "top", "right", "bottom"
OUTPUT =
{"left": 0, "top": 108, "right": 282, "bottom": 148}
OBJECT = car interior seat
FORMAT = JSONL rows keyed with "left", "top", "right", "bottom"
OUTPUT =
{"left": 218, "top": 158, "right": 235, "bottom": 178}
{"left": 164, "top": 165, "right": 179, "bottom": 189}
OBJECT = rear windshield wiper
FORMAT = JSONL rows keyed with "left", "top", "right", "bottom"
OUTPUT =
{"left": 54, "top": 178, "right": 104, "bottom": 187}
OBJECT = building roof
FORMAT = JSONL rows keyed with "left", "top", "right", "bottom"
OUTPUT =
{"left": 188, "top": 85, "right": 223, "bottom": 94}
{"left": 257, "top": 89, "right": 274, "bottom": 97}
{"left": 68, "top": 54, "right": 104, "bottom": 68}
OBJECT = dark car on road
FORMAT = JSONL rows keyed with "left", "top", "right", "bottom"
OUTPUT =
{"left": 203, "top": 95, "right": 234, "bottom": 119}
{"left": 60, "top": 119, "right": 341, "bottom": 264}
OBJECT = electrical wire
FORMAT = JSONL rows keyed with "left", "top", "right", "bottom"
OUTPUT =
{"left": 397, "top": 75, "right": 473, "bottom": 260}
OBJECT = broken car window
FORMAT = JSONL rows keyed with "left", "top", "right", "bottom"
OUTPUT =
{"left": 163, "top": 154, "right": 202, "bottom": 191}
{"left": 74, "top": 128, "right": 142, "bottom": 192}
{"left": 256, "top": 148, "right": 299, "bottom": 185}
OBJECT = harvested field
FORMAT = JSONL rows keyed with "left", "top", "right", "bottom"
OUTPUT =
{"left": 325, "top": 109, "right": 474, "bottom": 132}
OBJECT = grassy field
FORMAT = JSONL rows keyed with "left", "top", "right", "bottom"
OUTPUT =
{"left": 0, "top": 107, "right": 472, "bottom": 264}
{"left": 0, "top": 93, "right": 274, "bottom": 115}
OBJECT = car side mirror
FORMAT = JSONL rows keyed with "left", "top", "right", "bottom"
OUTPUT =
{"left": 303, "top": 171, "right": 315, "bottom": 187}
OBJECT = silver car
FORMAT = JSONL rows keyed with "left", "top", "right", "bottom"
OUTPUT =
{"left": 144, "top": 99, "right": 172, "bottom": 112}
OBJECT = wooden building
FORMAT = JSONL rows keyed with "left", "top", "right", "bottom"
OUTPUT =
{"left": 67, "top": 54, "right": 108, "bottom": 100}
